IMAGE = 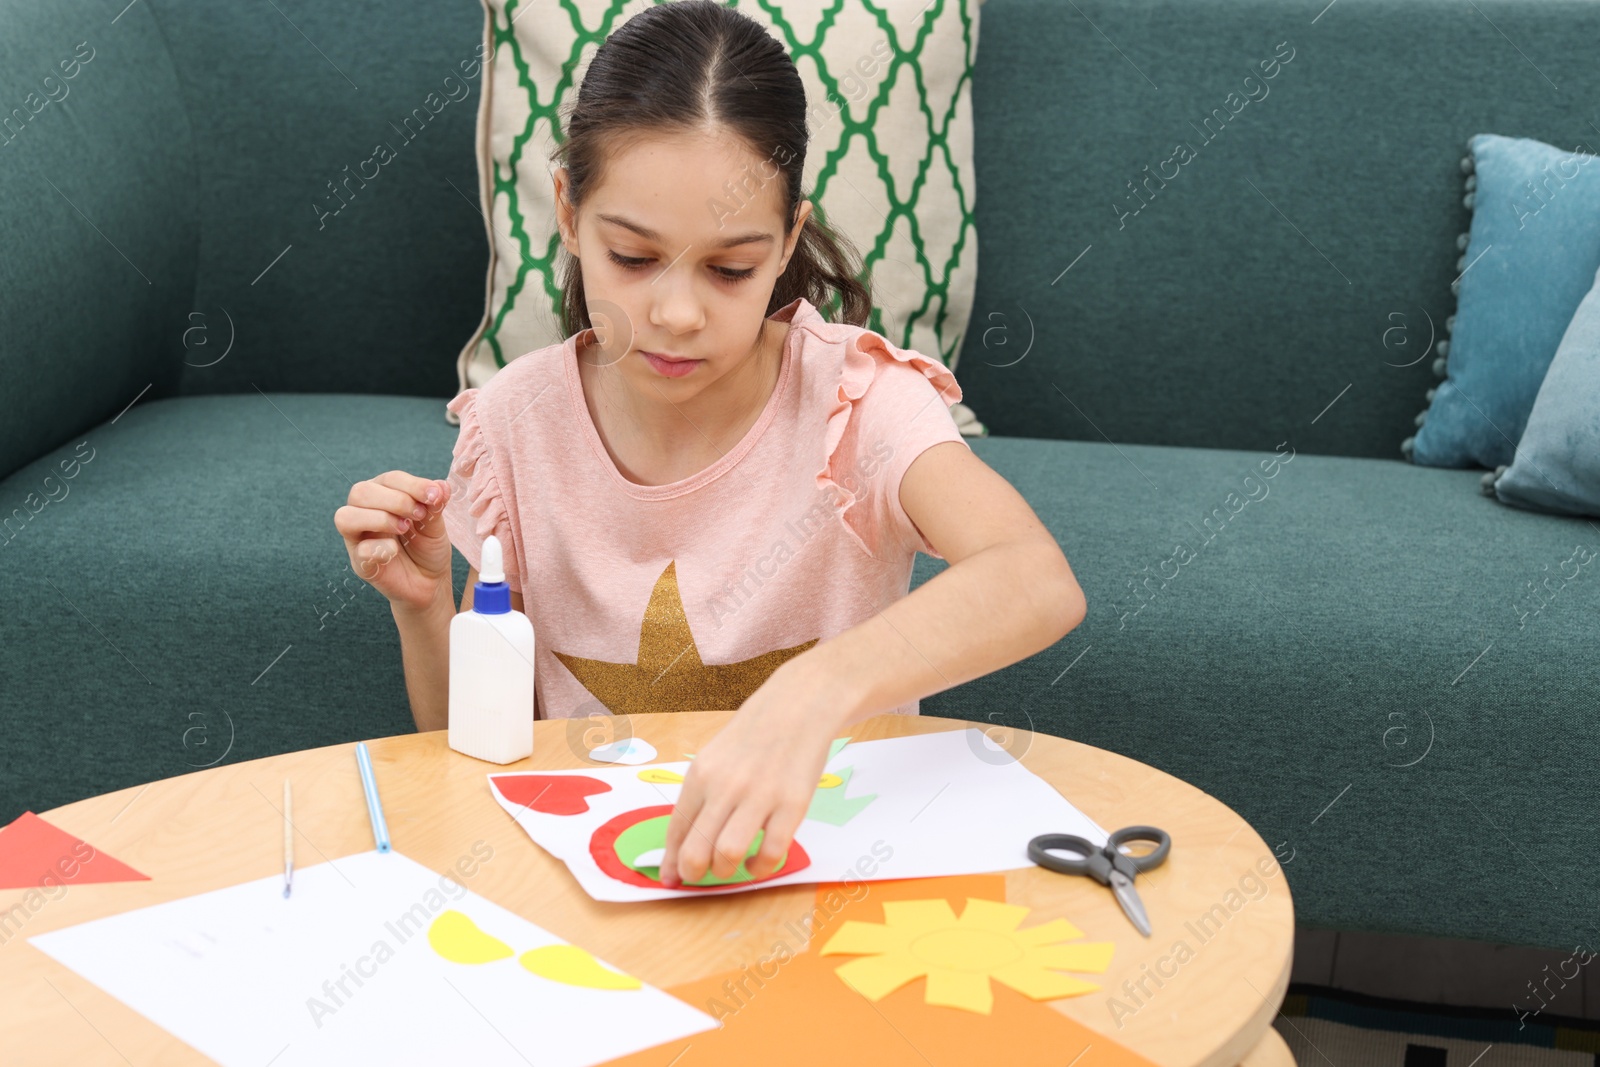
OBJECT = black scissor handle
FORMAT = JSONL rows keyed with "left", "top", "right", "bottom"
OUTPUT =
{"left": 1106, "top": 825, "right": 1171, "bottom": 874}
{"left": 1028, "top": 826, "right": 1172, "bottom": 886}
{"left": 1027, "top": 833, "right": 1105, "bottom": 881}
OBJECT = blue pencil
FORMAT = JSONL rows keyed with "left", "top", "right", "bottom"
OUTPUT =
{"left": 354, "top": 742, "right": 391, "bottom": 853}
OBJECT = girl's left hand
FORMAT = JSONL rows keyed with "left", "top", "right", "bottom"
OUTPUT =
{"left": 658, "top": 660, "right": 841, "bottom": 887}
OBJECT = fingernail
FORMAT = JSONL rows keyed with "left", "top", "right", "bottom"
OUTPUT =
{"left": 397, "top": 518, "right": 412, "bottom": 533}
{"left": 412, "top": 503, "right": 428, "bottom": 520}
{"left": 425, "top": 485, "right": 440, "bottom": 504}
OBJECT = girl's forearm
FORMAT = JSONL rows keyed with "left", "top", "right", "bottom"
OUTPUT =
{"left": 392, "top": 587, "right": 457, "bottom": 733}
{"left": 788, "top": 540, "right": 1085, "bottom": 734}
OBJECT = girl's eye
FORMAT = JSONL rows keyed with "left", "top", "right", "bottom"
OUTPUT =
{"left": 607, "top": 251, "right": 652, "bottom": 271}
{"left": 606, "top": 249, "right": 756, "bottom": 283}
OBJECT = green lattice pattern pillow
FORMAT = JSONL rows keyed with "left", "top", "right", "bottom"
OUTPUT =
{"left": 449, "top": 0, "right": 982, "bottom": 433}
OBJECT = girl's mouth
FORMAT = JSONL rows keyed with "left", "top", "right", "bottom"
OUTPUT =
{"left": 640, "top": 351, "right": 703, "bottom": 379}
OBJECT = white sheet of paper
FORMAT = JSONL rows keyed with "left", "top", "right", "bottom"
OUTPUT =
{"left": 29, "top": 849, "right": 715, "bottom": 1066}
{"left": 489, "top": 728, "right": 1111, "bottom": 903}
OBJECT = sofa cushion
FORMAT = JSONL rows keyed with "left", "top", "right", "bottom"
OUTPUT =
{"left": 955, "top": 0, "right": 1600, "bottom": 460}
{"left": 1408, "top": 134, "right": 1600, "bottom": 470}
{"left": 143, "top": 0, "right": 487, "bottom": 402}
{"left": 0, "top": 0, "right": 196, "bottom": 482}
{"left": 924, "top": 436, "right": 1600, "bottom": 950}
{"left": 0, "top": 394, "right": 451, "bottom": 823}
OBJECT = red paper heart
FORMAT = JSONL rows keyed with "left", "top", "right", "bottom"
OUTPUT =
{"left": 492, "top": 774, "right": 612, "bottom": 816}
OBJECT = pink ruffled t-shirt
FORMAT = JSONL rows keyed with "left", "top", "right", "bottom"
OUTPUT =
{"left": 442, "top": 296, "right": 967, "bottom": 720}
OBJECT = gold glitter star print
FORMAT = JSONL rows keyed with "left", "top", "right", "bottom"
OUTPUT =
{"left": 552, "top": 561, "right": 818, "bottom": 714}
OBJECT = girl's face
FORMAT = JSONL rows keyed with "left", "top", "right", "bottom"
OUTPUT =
{"left": 554, "top": 129, "right": 813, "bottom": 405}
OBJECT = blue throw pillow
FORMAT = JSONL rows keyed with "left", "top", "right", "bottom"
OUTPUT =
{"left": 1486, "top": 260, "right": 1600, "bottom": 516}
{"left": 1404, "top": 134, "right": 1600, "bottom": 470}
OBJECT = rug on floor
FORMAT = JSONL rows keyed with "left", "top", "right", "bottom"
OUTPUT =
{"left": 1275, "top": 985, "right": 1600, "bottom": 1065}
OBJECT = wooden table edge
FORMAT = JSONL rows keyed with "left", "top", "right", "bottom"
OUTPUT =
{"left": 9, "top": 711, "right": 1294, "bottom": 1067}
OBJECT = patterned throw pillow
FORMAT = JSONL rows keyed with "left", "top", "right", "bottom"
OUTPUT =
{"left": 449, "top": 0, "right": 983, "bottom": 434}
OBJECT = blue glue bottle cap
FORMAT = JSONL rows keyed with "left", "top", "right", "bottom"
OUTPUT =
{"left": 474, "top": 535, "right": 512, "bottom": 614}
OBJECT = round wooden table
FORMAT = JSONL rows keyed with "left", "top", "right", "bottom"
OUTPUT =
{"left": 0, "top": 712, "right": 1295, "bottom": 1066}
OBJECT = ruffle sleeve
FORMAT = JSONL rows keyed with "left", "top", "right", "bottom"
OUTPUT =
{"left": 443, "top": 387, "right": 522, "bottom": 592}
{"left": 816, "top": 328, "right": 966, "bottom": 560}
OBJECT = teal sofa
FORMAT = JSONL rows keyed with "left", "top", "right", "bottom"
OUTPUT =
{"left": 4, "top": 0, "right": 1597, "bottom": 955}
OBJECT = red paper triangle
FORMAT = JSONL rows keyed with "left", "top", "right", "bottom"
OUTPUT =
{"left": 0, "top": 812, "right": 149, "bottom": 889}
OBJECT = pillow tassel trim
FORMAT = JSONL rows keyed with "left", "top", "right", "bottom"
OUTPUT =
{"left": 1402, "top": 145, "right": 1475, "bottom": 461}
{"left": 1482, "top": 463, "right": 1510, "bottom": 497}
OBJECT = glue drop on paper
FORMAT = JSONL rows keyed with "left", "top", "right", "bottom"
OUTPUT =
{"left": 448, "top": 535, "right": 535, "bottom": 764}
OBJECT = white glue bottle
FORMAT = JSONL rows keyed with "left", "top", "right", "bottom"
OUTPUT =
{"left": 448, "top": 535, "right": 535, "bottom": 764}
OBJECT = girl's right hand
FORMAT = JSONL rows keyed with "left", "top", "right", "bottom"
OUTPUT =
{"left": 335, "top": 471, "right": 454, "bottom": 613}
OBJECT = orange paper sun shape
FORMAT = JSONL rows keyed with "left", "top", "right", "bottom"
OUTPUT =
{"left": 819, "top": 898, "right": 1115, "bottom": 1015}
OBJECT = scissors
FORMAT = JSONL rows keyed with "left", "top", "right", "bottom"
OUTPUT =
{"left": 1027, "top": 825, "right": 1171, "bottom": 937}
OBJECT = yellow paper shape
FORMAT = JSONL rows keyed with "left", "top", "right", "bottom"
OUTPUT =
{"left": 817, "top": 773, "right": 843, "bottom": 788}
{"left": 819, "top": 896, "right": 1114, "bottom": 1015}
{"left": 520, "top": 944, "right": 642, "bottom": 990}
{"left": 428, "top": 910, "right": 515, "bottom": 964}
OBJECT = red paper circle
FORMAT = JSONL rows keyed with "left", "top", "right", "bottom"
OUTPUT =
{"left": 589, "top": 804, "right": 811, "bottom": 891}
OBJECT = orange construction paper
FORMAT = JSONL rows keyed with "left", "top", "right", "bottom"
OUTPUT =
{"left": 597, "top": 875, "right": 1159, "bottom": 1067}
{"left": 0, "top": 812, "right": 149, "bottom": 890}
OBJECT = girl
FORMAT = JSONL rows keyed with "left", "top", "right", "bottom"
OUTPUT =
{"left": 336, "top": 0, "right": 1084, "bottom": 890}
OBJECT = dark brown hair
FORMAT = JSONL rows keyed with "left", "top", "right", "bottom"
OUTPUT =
{"left": 552, "top": 0, "right": 873, "bottom": 337}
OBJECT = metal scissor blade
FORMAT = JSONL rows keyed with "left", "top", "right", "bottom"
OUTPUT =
{"left": 1108, "top": 870, "right": 1152, "bottom": 937}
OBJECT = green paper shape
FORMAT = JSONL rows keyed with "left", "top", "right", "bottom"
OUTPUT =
{"left": 613, "top": 815, "right": 785, "bottom": 886}
{"left": 805, "top": 764, "right": 877, "bottom": 826}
